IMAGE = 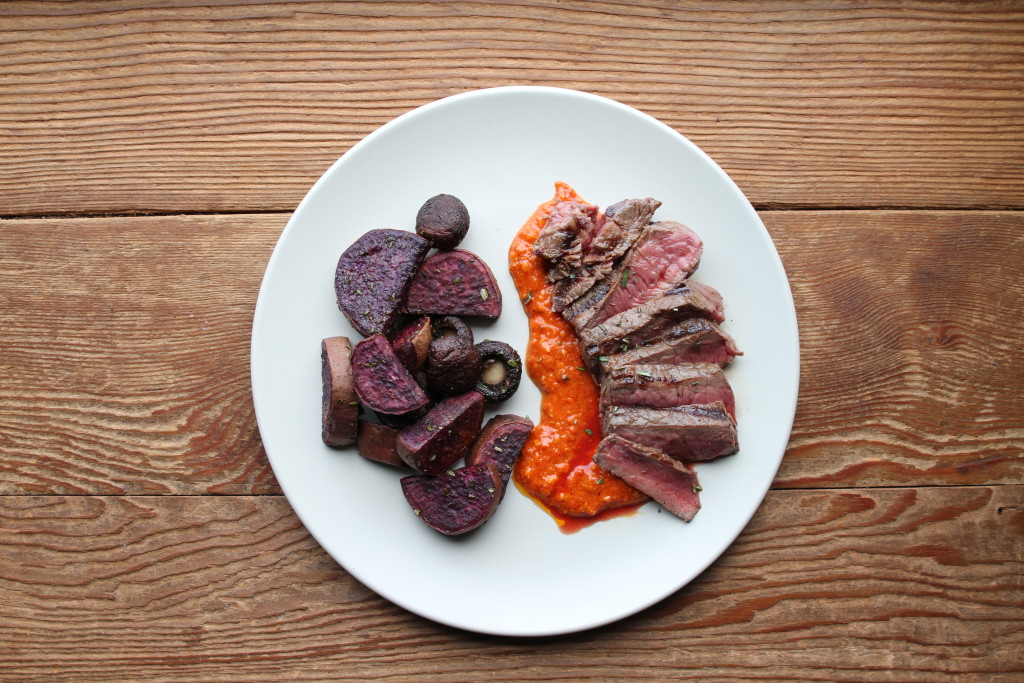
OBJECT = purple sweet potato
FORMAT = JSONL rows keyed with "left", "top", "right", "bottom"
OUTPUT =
{"left": 400, "top": 462, "right": 503, "bottom": 535}
{"left": 352, "top": 333, "right": 430, "bottom": 415}
{"left": 465, "top": 414, "right": 534, "bottom": 490}
{"left": 335, "top": 229, "right": 430, "bottom": 336}
{"left": 403, "top": 250, "right": 502, "bottom": 319}
{"left": 390, "top": 316, "right": 431, "bottom": 372}
{"left": 321, "top": 336, "right": 359, "bottom": 447}
{"left": 356, "top": 421, "right": 404, "bottom": 467}
{"left": 396, "top": 391, "right": 485, "bottom": 474}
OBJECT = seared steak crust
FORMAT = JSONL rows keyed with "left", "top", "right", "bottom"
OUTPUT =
{"left": 602, "top": 402, "right": 738, "bottom": 463}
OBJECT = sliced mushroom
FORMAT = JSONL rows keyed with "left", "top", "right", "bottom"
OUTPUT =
{"left": 474, "top": 340, "right": 522, "bottom": 403}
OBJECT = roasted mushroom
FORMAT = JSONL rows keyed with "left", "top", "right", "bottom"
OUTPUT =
{"left": 426, "top": 335, "right": 482, "bottom": 397}
{"left": 430, "top": 315, "right": 474, "bottom": 346}
{"left": 415, "top": 194, "right": 470, "bottom": 250}
{"left": 474, "top": 340, "right": 522, "bottom": 403}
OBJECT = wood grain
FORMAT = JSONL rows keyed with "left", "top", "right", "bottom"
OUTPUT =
{"left": 1, "top": 211, "right": 1021, "bottom": 494}
{"left": 765, "top": 210, "right": 1024, "bottom": 488}
{"left": 0, "top": 1, "right": 1022, "bottom": 215}
{"left": 0, "top": 488, "right": 1020, "bottom": 680}
{"left": 0, "top": 214, "right": 282, "bottom": 494}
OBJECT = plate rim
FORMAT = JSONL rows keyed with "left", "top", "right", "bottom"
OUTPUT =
{"left": 251, "top": 85, "right": 801, "bottom": 636}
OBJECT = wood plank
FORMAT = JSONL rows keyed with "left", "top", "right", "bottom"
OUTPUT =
{"left": 0, "top": 211, "right": 1021, "bottom": 494}
{"left": 0, "top": 214, "right": 282, "bottom": 494}
{"left": 765, "top": 210, "right": 1024, "bottom": 489}
{"left": 0, "top": 488, "right": 1020, "bottom": 679}
{"left": 0, "top": 1, "right": 1021, "bottom": 215}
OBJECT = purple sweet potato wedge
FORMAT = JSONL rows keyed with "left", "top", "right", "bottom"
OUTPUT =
{"left": 390, "top": 316, "right": 431, "bottom": 372}
{"left": 356, "top": 420, "right": 405, "bottom": 467}
{"left": 352, "top": 333, "right": 430, "bottom": 415}
{"left": 396, "top": 391, "right": 485, "bottom": 474}
{"left": 403, "top": 250, "right": 502, "bottom": 319}
{"left": 400, "top": 462, "right": 503, "bottom": 535}
{"left": 335, "top": 229, "right": 430, "bottom": 336}
{"left": 465, "top": 414, "right": 533, "bottom": 490}
{"left": 321, "top": 336, "right": 359, "bottom": 447}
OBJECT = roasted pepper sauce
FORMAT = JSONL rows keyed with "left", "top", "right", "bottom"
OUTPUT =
{"left": 509, "top": 182, "right": 648, "bottom": 532}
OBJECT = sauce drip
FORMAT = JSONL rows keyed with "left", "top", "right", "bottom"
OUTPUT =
{"left": 509, "top": 182, "right": 648, "bottom": 531}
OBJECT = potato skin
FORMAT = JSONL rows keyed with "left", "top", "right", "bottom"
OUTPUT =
{"left": 321, "top": 336, "right": 358, "bottom": 447}
{"left": 357, "top": 421, "right": 404, "bottom": 467}
{"left": 396, "top": 391, "right": 485, "bottom": 474}
{"left": 403, "top": 250, "right": 502, "bottom": 319}
{"left": 352, "top": 334, "right": 430, "bottom": 416}
{"left": 335, "top": 229, "right": 430, "bottom": 336}
{"left": 400, "top": 462, "right": 502, "bottom": 535}
{"left": 465, "top": 414, "right": 534, "bottom": 489}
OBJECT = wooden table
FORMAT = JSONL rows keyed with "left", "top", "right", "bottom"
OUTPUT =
{"left": 1, "top": 2, "right": 1021, "bottom": 679}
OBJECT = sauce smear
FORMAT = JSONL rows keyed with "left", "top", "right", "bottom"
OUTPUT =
{"left": 509, "top": 182, "right": 648, "bottom": 531}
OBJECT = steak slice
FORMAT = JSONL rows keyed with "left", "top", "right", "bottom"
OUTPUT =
{"left": 583, "top": 220, "right": 703, "bottom": 331}
{"left": 604, "top": 319, "right": 742, "bottom": 370}
{"left": 593, "top": 435, "right": 702, "bottom": 522}
{"left": 602, "top": 402, "right": 738, "bottom": 462}
{"left": 579, "top": 281, "right": 725, "bottom": 361}
{"left": 583, "top": 197, "right": 661, "bottom": 267}
{"left": 601, "top": 363, "right": 736, "bottom": 418}
{"left": 532, "top": 200, "right": 598, "bottom": 281}
{"left": 542, "top": 197, "right": 661, "bottom": 313}
{"left": 561, "top": 263, "right": 622, "bottom": 330}
{"left": 550, "top": 260, "right": 616, "bottom": 313}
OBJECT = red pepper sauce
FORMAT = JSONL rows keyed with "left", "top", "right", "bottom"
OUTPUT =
{"left": 509, "top": 182, "right": 648, "bottom": 532}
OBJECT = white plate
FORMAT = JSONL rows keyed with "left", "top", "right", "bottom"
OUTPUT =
{"left": 251, "top": 86, "right": 799, "bottom": 636}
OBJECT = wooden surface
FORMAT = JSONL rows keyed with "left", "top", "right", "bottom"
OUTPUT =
{"left": 0, "top": 1, "right": 1021, "bottom": 680}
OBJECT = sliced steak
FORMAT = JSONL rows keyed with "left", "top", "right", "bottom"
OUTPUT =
{"left": 532, "top": 200, "right": 598, "bottom": 280}
{"left": 538, "top": 197, "right": 660, "bottom": 313}
{"left": 602, "top": 402, "right": 738, "bottom": 462}
{"left": 579, "top": 281, "right": 725, "bottom": 361}
{"left": 601, "top": 363, "right": 736, "bottom": 418}
{"left": 592, "top": 435, "right": 702, "bottom": 522}
{"left": 561, "top": 263, "right": 621, "bottom": 329}
{"left": 583, "top": 220, "right": 703, "bottom": 330}
{"left": 586, "top": 197, "right": 662, "bottom": 266}
{"left": 604, "top": 318, "right": 742, "bottom": 370}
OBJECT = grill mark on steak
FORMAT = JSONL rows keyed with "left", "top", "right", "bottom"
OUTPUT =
{"left": 580, "top": 281, "right": 725, "bottom": 362}
{"left": 584, "top": 197, "right": 661, "bottom": 267}
{"left": 583, "top": 220, "right": 704, "bottom": 331}
{"left": 601, "top": 363, "right": 736, "bottom": 418}
{"left": 593, "top": 435, "right": 702, "bottom": 522}
{"left": 602, "top": 402, "right": 738, "bottom": 463}
{"left": 604, "top": 318, "right": 742, "bottom": 371}
{"left": 537, "top": 197, "right": 660, "bottom": 312}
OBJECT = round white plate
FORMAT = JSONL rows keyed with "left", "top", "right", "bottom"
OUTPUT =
{"left": 251, "top": 86, "right": 799, "bottom": 636}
